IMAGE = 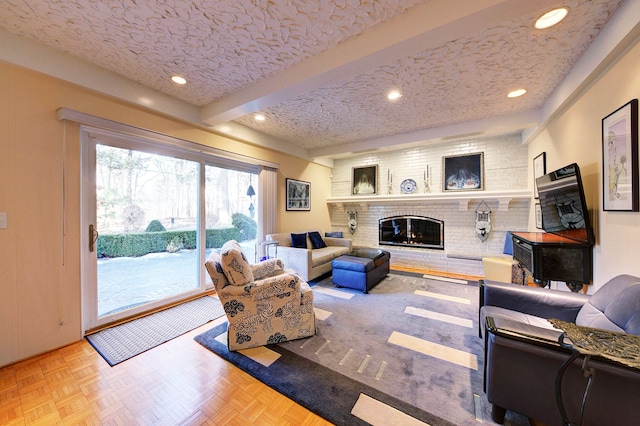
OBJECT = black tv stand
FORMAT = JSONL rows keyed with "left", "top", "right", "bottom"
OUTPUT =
{"left": 511, "top": 232, "right": 592, "bottom": 292}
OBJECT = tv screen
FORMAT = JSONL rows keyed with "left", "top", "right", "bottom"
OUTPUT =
{"left": 536, "top": 163, "right": 594, "bottom": 245}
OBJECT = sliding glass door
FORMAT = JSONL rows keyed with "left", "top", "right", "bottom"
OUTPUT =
{"left": 95, "top": 143, "right": 201, "bottom": 317}
{"left": 81, "top": 126, "right": 261, "bottom": 331}
{"left": 82, "top": 129, "right": 205, "bottom": 330}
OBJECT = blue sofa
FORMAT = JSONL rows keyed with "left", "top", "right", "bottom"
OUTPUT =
{"left": 480, "top": 274, "right": 640, "bottom": 425}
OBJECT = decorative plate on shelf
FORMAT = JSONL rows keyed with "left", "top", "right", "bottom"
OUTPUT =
{"left": 400, "top": 179, "right": 417, "bottom": 194}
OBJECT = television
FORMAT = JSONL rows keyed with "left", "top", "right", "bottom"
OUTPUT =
{"left": 536, "top": 163, "right": 594, "bottom": 245}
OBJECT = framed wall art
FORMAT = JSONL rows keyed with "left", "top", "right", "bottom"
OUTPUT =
{"left": 286, "top": 178, "right": 311, "bottom": 211}
{"left": 533, "top": 152, "right": 546, "bottom": 199}
{"left": 535, "top": 203, "right": 543, "bottom": 229}
{"left": 602, "top": 99, "right": 638, "bottom": 211}
{"left": 352, "top": 165, "right": 378, "bottom": 195}
{"left": 443, "top": 152, "right": 484, "bottom": 191}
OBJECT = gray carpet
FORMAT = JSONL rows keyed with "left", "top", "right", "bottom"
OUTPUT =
{"left": 87, "top": 295, "right": 224, "bottom": 365}
{"left": 196, "top": 273, "right": 529, "bottom": 425}
{"left": 304, "top": 273, "right": 491, "bottom": 425}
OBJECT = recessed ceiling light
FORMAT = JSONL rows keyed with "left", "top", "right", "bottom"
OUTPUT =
{"left": 387, "top": 90, "right": 402, "bottom": 101}
{"left": 171, "top": 75, "right": 187, "bottom": 85}
{"left": 507, "top": 89, "right": 527, "bottom": 98}
{"left": 535, "top": 7, "right": 569, "bottom": 30}
{"left": 254, "top": 114, "right": 266, "bottom": 121}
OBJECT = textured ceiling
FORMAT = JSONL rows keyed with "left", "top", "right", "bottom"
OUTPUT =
{"left": 0, "top": 0, "right": 627, "bottom": 157}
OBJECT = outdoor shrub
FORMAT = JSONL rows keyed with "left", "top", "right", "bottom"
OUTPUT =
{"left": 145, "top": 219, "right": 166, "bottom": 232}
{"left": 97, "top": 227, "right": 241, "bottom": 257}
{"left": 97, "top": 232, "right": 166, "bottom": 258}
{"left": 166, "top": 236, "right": 184, "bottom": 253}
{"left": 164, "top": 231, "right": 197, "bottom": 249}
{"left": 232, "top": 213, "right": 257, "bottom": 241}
{"left": 206, "top": 227, "right": 241, "bottom": 248}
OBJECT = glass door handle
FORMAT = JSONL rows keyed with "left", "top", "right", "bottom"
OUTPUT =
{"left": 89, "top": 224, "right": 99, "bottom": 252}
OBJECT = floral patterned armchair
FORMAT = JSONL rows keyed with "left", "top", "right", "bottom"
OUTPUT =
{"left": 205, "top": 240, "right": 316, "bottom": 351}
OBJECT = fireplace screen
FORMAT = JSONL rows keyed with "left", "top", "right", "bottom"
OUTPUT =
{"left": 379, "top": 215, "right": 444, "bottom": 249}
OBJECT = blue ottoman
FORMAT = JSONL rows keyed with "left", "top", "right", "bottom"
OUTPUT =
{"left": 331, "top": 248, "right": 390, "bottom": 293}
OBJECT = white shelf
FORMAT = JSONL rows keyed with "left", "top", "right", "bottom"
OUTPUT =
{"left": 326, "top": 189, "right": 531, "bottom": 211}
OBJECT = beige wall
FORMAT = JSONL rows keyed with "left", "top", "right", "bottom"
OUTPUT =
{"left": 528, "top": 36, "right": 640, "bottom": 289}
{"left": 277, "top": 163, "right": 333, "bottom": 233}
{"left": 0, "top": 61, "right": 330, "bottom": 367}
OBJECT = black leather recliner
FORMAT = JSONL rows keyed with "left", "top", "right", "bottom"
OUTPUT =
{"left": 480, "top": 275, "right": 640, "bottom": 425}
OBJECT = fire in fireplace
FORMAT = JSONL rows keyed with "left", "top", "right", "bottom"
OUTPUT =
{"left": 379, "top": 215, "right": 444, "bottom": 249}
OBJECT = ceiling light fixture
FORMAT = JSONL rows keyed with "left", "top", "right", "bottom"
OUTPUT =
{"left": 254, "top": 114, "right": 266, "bottom": 121}
{"left": 507, "top": 89, "right": 527, "bottom": 98}
{"left": 535, "top": 7, "right": 569, "bottom": 30}
{"left": 387, "top": 90, "right": 402, "bottom": 101}
{"left": 171, "top": 75, "right": 187, "bottom": 85}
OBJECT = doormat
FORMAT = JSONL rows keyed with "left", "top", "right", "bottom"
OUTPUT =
{"left": 87, "top": 295, "right": 224, "bottom": 366}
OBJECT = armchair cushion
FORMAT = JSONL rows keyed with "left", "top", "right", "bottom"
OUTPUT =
{"left": 205, "top": 250, "right": 228, "bottom": 289}
{"left": 480, "top": 280, "right": 588, "bottom": 321}
{"left": 220, "top": 240, "right": 254, "bottom": 286}
{"left": 481, "top": 306, "right": 555, "bottom": 337}
{"left": 291, "top": 233, "right": 308, "bottom": 248}
{"left": 251, "top": 258, "right": 285, "bottom": 280}
{"left": 575, "top": 274, "right": 640, "bottom": 334}
{"left": 308, "top": 231, "right": 327, "bottom": 249}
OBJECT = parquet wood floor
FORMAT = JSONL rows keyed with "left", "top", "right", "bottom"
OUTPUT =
{"left": 1, "top": 267, "right": 488, "bottom": 425}
{"left": 0, "top": 317, "right": 332, "bottom": 425}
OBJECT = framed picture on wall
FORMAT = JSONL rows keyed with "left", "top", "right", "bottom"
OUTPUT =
{"left": 352, "top": 165, "right": 378, "bottom": 195}
{"left": 286, "top": 178, "right": 311, "bottom": 211}
{"left": 535, "top": 203, "right": 543, "bottom": 229}
{"left": 443, "top": 152, "right": 484, "bottom": 191}
{"left": 533, "top": 152, "right": 546, "bottom": 199}
{"left": 602, "top": 99, "right": 639, "bottom": 211}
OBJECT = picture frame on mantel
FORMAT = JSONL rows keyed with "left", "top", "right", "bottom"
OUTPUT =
{"left": 533, "top": 152, "right": 546, "bottom": 199}
{"left": 443, "top": 152, "right": 484, "bottom": 191}
{"left": 602, "top": 99, "right": 639, "bottom": 211}
{"left": 286, "top": 178, "right": 311, "bottom": 211}
{"left": 352, "top": 165, "right": 378, "bottom": 195}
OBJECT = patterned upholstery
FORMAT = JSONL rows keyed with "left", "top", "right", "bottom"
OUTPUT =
{"left": 205, "top": 242, "right": 316, "bottom": 351}
{"left": 219, "top": 240, "right": 254, "bottom": 285}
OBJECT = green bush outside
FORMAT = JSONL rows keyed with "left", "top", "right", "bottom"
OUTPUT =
{"left": 97, "top": 227, "right": 241, "bottom": 258}
{"left": 232, "top": 213, "right": 257, "bottom": 241}
{"left": 145, "top": 219, "right": 166, "bottom": 232}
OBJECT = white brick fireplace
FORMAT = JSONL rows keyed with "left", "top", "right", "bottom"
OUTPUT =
{"left": 327, "top": 134, "right": 532, "bottom": 278}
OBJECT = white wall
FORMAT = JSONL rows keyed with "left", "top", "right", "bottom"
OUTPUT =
{"left": 528, "top": 35, "right": 640, "bottom": 291}
{"left": 329, "top": 134, "right": 530, "bottom": 277}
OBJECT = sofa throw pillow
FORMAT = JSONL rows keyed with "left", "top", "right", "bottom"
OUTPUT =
{"left": 220, "top": 240, "right": 254, "bottom": 286}
{"left": 309, "top": 231, "right": 327, "bottom": 249}
{"left": 291, "top": 233, "right": 308, "bottom": 249}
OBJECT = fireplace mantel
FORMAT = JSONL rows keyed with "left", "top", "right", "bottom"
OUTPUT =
{"left": 326, "top": 189, "right": 531, "bottom": 212}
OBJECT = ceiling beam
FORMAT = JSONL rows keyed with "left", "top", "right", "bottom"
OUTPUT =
{"left": 200, "top": 0, "right": 560, "bottom": 126}
{"left": 309, "top": 110, "right": 541, "bottom": 159}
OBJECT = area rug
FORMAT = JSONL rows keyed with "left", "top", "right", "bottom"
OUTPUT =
{"left": 195, "top": 274, "right": 529, "bottom": 425}
{"left": 88, "top": 295, "right": 224, "bottom": 366}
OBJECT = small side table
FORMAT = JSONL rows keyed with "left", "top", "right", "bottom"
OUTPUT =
{"left": 255, "top": 240, "right": 278, "bottom": 263}
{"left": 550, "top": 319, "right": 640, "bottom": 425}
